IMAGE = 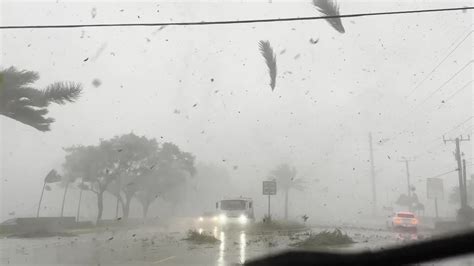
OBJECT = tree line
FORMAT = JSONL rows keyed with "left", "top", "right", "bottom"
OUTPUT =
{"left": 61, "top": 133, "right": 196, "bottom": 224}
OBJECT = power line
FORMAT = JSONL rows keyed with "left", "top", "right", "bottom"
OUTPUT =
{"left": 440, "top": 80, "right": 473, "bottom": 104}
{"left": 0, "top": 6, "right": 472, "bottom": 29}
{"left": 427, "top": 169, "right": 457, "bottom": 179}
{"left": 406, "top": 30, "right": 473, "bottom": 98}
{"left": 410, "top": 117, "right": 472, "bottom": 159}
{"left": 442, "top": 116, "right": 473, "bottom": 137}
{"left": 417, "top": 60, "right": 473, "bottom": 105}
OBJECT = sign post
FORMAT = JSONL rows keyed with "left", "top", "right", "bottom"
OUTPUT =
{"left": 263, "top": 180, "right": 277, "bottom": 222}
{"left": 427, "top": 178, "right": 444, "bottom": 219}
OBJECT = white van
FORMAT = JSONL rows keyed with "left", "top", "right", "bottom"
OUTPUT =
{"left": 215, "top": 197, "right": 255, "bottom": 225}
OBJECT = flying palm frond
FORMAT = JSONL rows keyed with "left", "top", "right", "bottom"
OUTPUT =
{"left": 258, "top": 40, "right": 277, "bottom": 91}
{"left": 312, "top": 0, "right": 345, "bottom": 33}
{"left": 0, "top": 66, "right": 82, "bottom": 131}
{"left": 42, "top": 82, "right": 82, "bottom": 104}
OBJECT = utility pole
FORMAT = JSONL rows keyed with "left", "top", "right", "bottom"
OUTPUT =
{"left": 462, "top": 158, "right": 468, "bottom": 205}
{"left": 443, "top": 135, "right": 470, "bottom": 209}
{"left": 398, "top": 158, "right": 415, "bottom": 198}
{"left": 369, "top": 133, "right": 377, "bottom": 216}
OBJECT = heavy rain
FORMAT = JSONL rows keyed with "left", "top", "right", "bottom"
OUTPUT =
{"left": 0, "top": 0, "right": 473, "bottom": 265}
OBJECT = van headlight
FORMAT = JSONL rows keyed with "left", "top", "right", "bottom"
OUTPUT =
{"left": 239, "top": 215, "right": 248, "bottom": 225}
{"left": 219, "top": 214, "right": 227, "bottom": 224}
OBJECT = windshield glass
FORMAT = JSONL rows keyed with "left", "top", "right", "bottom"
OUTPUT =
{"left": 1, "top": 0, "right": 472, "bottom": 265}
{"left": 397, "top": 213, "right": 415, "bottom": 218}
{"left": 220, "top": 200, "right": 247, "bottom": 211}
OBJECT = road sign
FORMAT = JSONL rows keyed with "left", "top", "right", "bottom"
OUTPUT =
{"left": 427, "top": 178, "right": 444, "bottom": 200}
{"left": 263, "top": 181, "right": 277, "bottom": 195}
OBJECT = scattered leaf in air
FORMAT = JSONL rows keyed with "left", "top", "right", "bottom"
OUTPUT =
{"left": 83, "top": 57, "right": 89, "bottom": 62}
{"left": 309, "top": 38, "right": 319, "bottom": 44}
{"left": 312, "top": 0, "right": 345, "bottom": 33}
{"left": 258, "top": 40, "right": 277, "bottom": 91}
{"left": 91, "top": 8, "right": 97, "bottom": 19}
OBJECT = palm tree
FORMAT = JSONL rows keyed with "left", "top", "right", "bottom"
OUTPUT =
{"left": 0, "top": 66, "right": 82, "bottom": 131}
{"left": 269, "top": 164, "right": 305, "bottom": 220}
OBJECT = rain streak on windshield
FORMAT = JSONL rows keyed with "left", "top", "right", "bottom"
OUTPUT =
{"left": 0, "top": 0, "right": 473, "bottom": 265}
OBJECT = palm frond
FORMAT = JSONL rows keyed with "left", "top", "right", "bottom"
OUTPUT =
{"left": 0, "top": 67, "right": 82, "bottom": 131}
{"left": 312, "top": 0, "right": 345, "bottom": 33}
{"left": 2, "top": 105, "right": 53, "bottom": 131}
{"left": 258, "top": 40, "right": 277, "bottom": 91}
{"left": 0, "top": 67, "right": 40, "bottom": 88}
{"left": 42, "top": 82, "right": 82, "bottom": 104}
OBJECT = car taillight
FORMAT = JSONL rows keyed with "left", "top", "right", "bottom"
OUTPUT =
{"left": 411, "top": 219, "right": 418, "bottom": 224}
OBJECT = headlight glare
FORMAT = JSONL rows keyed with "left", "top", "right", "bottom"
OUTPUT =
{"left": 219, "top": 214, "right": 227, "bottom": 224}
{"left": 239, "top": 214, "right": 248, "bottom": 224}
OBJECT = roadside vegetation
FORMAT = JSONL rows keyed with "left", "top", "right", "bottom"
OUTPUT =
{"left": 183, "top": 229, "right": 220, "bottom": 244}
{"left": 291, "top": 229, "right": 355, "bottom": 249}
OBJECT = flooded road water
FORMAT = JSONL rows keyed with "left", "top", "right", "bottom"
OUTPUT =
{"left": 0, "top": 225, "right": 404, "bottom": 266}
{"left": 1, "top": 225, "right": 472, "bottom": 265}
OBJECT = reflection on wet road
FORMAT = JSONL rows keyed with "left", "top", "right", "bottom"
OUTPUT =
{"left": 214, "top": 228, "right": 247, "bottom": 265}
{"left": 1, "top": 226, "right": 472, "bottom": 265}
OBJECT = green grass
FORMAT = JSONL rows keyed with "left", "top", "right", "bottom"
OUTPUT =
{"left": 183, "top": 229, "right": 220, "bottom": 244}
{"left": 291, "top": 229, "right": 355, "bottom": 248}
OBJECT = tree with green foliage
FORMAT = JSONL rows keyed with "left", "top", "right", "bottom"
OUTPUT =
{"left": 135, "top": 142, "right": 196, "bottom": 218}
{"left": 104, "top": 133, "right": 159, "bottom": 220}
{"left": 269, "top": 163, "right": 305, "bottom": 220}
{"left": 0, "top": 66, "right": 82, "bottom": 131}
{"left": 62, "top": 144, "right": 117, "bottom": 224}
{"left": 62, "top": 135, "right": 196, "bottom": 222}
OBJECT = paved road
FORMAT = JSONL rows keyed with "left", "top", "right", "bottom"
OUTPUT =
{"left": 0, "top": 225, "right": 472, "bottom": 265}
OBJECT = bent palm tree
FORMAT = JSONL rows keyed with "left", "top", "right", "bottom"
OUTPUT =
{"left": 269, "top": 164, "right": 305, "bottom": 220}
{"left": 0, "top": 66, "right": 82, "bottom": 131}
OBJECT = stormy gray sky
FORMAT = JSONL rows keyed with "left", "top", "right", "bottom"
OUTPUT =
{"left": 1, "top": 0, "right": 472, "bottom": 222}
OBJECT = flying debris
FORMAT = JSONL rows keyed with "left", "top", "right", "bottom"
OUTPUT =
{"left": 91, "top": 43, "right": 108, "bottom": 61}
{"left": 279, "top": 49, "right": 286, "bottom": 55}
{"left": 312, "top": 0, "right": 345, "bottom": 33}
{"left": 92, "top": 79, "right": 102, "bottom": 88}
{"left": 309, "top": 38, "right": 319, "bottom": 44}
{"left": 91, "top": 8, "right": 97, "bottom": 19}
{"left": 301, "top": 214, "right": 309, "bottom": 222}
{"left": 258, "top": 40, "right": 277, "bottom": 91}
{"left": 294, "top": 54, "right": 301, "bottom": 60}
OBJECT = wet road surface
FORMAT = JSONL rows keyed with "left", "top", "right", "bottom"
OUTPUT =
{"left": 0, "top": 226, "right": 471, "bottom": 265}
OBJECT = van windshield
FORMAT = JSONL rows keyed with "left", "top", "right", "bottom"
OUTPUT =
{"left": 220, "top": 200, "right": 246, "bottom": 211}
{"left": 397, "top": 213, "right": 415, "bottom": 218}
